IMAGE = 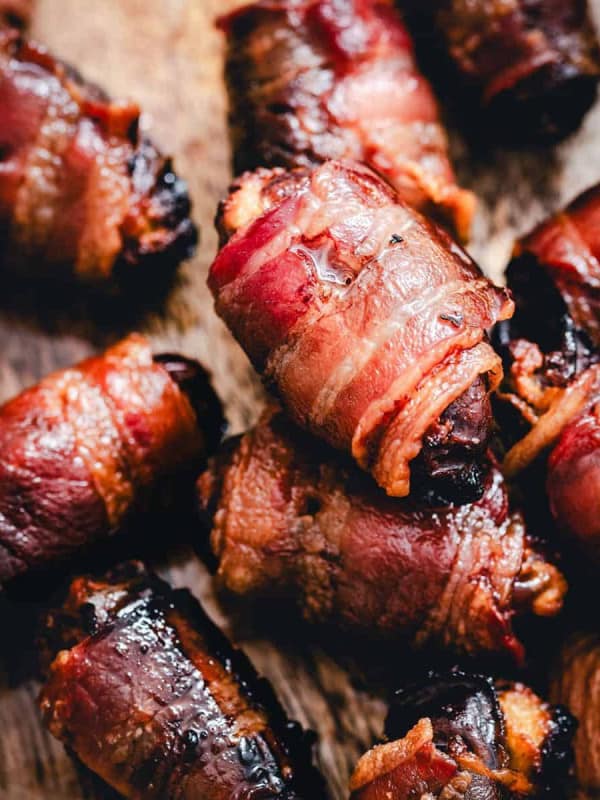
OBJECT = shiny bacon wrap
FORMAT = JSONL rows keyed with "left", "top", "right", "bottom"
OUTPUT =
{"left": 0, "top": 32, "right": 196, "bottom": 285}
{"left": 40, "top": 562, "right": 325, "bottom": 800}
{"left": 209, "top": 160, "right": 513, "bottom": 500}
{"left": 351, "top": 672, "right": 575, "bottom": 799}
{"left": 219, "top": 0, "right": 475, "bottom": 239}
{"left": 410, "top": 0, "right": 600, "bottom": 142}
{"left": 197, "top": 410, "right": 567, "bottom": 662}
{"left": 0, "top": 334, "right": 223, "bottom": 584}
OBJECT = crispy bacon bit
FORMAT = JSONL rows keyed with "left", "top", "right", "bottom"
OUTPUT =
{"left": 40, "top": 563, "right": 324, "bottom": 800}
{"left": 219, "top": 0, "right": 475, "bottom": 239}
{"left": 0, "top": 335, "right": 223, "bottom": 584}
{"left": 410, "top": 0, "right": 600, "bottom": 142}
{"left": 197, "top": 409, "right": 567, "bottom": 662}
{"left": 0, "top": 32, "right": 196, "bottom": 286}
{"left": 210, "top": 161, "right": 512, "bottom": 499}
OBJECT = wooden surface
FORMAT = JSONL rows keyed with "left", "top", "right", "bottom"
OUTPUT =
{"left": 2, "top": 1, "right": 600, "bottom": 798}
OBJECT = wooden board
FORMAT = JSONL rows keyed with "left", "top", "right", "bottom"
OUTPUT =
{"left": 1, "top": 1, "right": 600, "bottom": 798}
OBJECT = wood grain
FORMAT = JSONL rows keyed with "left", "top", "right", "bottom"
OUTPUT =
{"left": 2, "top": 0, "right": 600, "bottom": 798}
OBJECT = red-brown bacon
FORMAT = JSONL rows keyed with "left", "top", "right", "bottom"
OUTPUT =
{"left": 0, "top": 0, "right": 32, "bottom": 28}
{"left": 551, "top": 632, "right": 600, "bottom": 793}
{"left": 0, "top": 32, "right": 196, "bottom": 286}
{"left": 409, "top": 0, "right": 600, "bottom": 142}
{"left": 209, "top": 160, "right": 513, "bottom": 499}
{"left": 219, "top": 0, "right": 475, "bottom": 240}
{"left": 40, "top": 562, "right": 325, "bottom": 800}
{"left": 351, "top": 672, "right": 574, "bottom": 799}
{"left": 197, "top": 410, "right": 567, "bottom": 662}
{"left": 0, "top": 334, "right": 223, "bottom": 585}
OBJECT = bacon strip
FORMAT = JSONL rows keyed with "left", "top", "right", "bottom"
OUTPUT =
{"left": 0, "top": 32, "right": 196, "bottom": 285}
{"left": 410, "top": 0, "right": 600, "bottom": 142}
{"left": 210, "top": 160, "right": 512, "bottom": 498}
{"left": 197, "top": 409, "right": 567, "bottom": 662}
{"left": 219, "top": 0, "right": 475, "bottom": 239}
{"left": 0, "top": 334, "right": 222, "bottom": 584}
{"left": 40, "top": 562, "right": 324, "bottom": 800}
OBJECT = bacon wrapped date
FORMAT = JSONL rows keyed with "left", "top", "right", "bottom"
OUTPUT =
{"left": 350, "top": 671, "right": 575, "bottom": 799}
{"left": 0, "top": 32, "right": 196, "bottom": 286}
{"left": 0, "top": 0, "right": 32, "bottom": 28}
{"left": 409, "top": 0, "right": 600, "bottom": 142}
{"left": 219, "top": 0, "right": 475, "bottom": 240}
{"left": 209, "top": 160, "right": 513, "bottom": 501}
{"left": 551, "top": 632, "right": 600, "bottom": 794}
{"left": 39, "top": 562, "right": 324, "bottom": 800}
{"left": 0, "top": 334, "right": 223, "bottom": 585}
{"left": 495, "top": 185, "right": 600, "bottom": 558}
{"left": 197, "top": 409, "right": 567, "bottom": 663}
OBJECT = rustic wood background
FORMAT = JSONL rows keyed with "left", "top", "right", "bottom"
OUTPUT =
{"left": 2, "top": 1, "right": 600, "bottom": 798}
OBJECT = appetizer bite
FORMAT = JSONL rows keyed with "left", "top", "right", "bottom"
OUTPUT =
{"left": 497, "top": 184, "right": 600, "bottom": 560}
{"left": 0, "top": 334, "right": 223, "bottom": 584}
{"left": 220, "top": 0, "right": 475, "bottom": 239}
{"left": 40, "top": 562, "right": 325, "bottom": 799}
{"left": 0, "top": 32, "right": 196, "bottom": 287}
{"left": 408, "top": 0, "right": 600, "bottom": 143}
{"left": 351, "top": 671, "right": 575, "bottom": 799}
{"left": 198, "top": 409, "right": 566, "bottom": 663}
{"left": 209, "top": 160, "right": 513, "bottom": 501}
{"left": 551, "top": 632, "right": 600, "bottom": 794}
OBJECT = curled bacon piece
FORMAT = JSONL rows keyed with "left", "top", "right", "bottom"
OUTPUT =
{"left": 40, "top": 562, "right": 325, "bottom": 800}
{"left": 0, "top": 32, "right": 196, "bottom": 286}
{"left": 351, "top": 672, "right": 575, "bottom": 799}
{"left": 551, "top": 632, "right": 600, "bottom": 793}
{"left": 198, "top": 410, "right": 567, "bottom": 662}
{"left": 0, "top": 0, "right": 32, "bottom": 27}
{"left": 219, "top": 0, "right": 475, "bottom": 239}
{"left": 0, "top": 334, "right": 223, "bottom": 585}
{"left": 209, "top": 161, "right": 512, "bottom": 500}
{"left": 410, "top": 0, "right": 600, "bottom": 142}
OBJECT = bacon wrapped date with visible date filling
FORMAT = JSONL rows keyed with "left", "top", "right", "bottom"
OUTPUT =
{"left": 219, "top": 0, "right": 475, "bottom": 240}
{"left": 551, "top": 632, "right": 600, "bottom": 794}
{"left": 0, "top": 0, "right": 32, "bottom": 28}
{"left": 0, "top": 334, "right": 224, "bottom": 585}
{"left": 0, "top": 32, "right": 196, "bottom": 286}
{"left": 495, "top": 185, "right": 600, "bottom": 558}
{"left": 209, "top": 161, "right": 513, "bottom": 502}
{"left": 197, "top": 409, "right": 567, "bottom": 663}
{"left": 39, "top": 562, "right": 325, "bottom": 800}
{"left": 350, "top": 672, "right": 575, "bottom": 799}
{"left": 409, "top": 0, "right": 600, "bottom": 143}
